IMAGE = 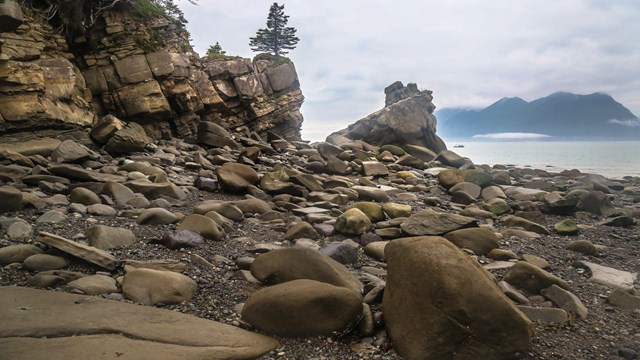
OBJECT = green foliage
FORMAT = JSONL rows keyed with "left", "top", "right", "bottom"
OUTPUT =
{"left": 23, "top": 0, "right": 196, "bottom": 38}
{"left": 249, "top": 2, "right": 299, "bottom": 56}
{"left": 131, "top": 0, "right": 163, "bottom": 18}
{"left": 254, "top": 53, "right": 291, "bottom": 66}
{"left": 206, "top": 42, "right": 226, "bottom": 56}
{"left": 407, "top": 82, "right": 418, "bottom": 92}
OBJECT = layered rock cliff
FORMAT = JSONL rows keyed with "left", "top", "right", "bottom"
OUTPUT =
{"left": 0, "top": 0, "right": 304, "bottom": 142}
{"left": 328, "top": 81, "right": 447, "bottom": 154}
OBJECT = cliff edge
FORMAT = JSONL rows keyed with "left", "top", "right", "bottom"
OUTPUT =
{"left": 0, "top": 0, "right": 304, "bottom": 142}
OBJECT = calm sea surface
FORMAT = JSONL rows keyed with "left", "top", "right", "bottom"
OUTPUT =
{"left": 445, "top": 141, "right": 640, "bottom": 179}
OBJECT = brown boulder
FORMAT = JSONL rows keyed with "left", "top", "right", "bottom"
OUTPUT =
{"left": 383, "top": 236, "right": 532, "bottom": 359}
{"left": 241, "top": 279, "right": 362, "bottom": 337}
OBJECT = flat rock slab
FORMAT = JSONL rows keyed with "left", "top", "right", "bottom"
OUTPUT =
{"left": 484, "top": 261, "right": 517, "bottom": 271}
{"left": 0, "top": 286, "right": 278, "bottom": 360}
{"left": 48, "top": 164, "right": 125, "bottom": 183}
{"left": 37, "top": 232, "right": 119, "bottom": 271}
{"left": 292, "top": 206, "right": 332, "bottom": 216}
{"left": 400, "top": 209, "right": 477, "bottom": 236}
{"left": 577, "top": 261, "right": 638, "bottom": 291}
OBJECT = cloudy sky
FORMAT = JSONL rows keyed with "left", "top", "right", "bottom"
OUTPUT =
{"left": 180, "top": 0, "right": 640, "bottom": 141}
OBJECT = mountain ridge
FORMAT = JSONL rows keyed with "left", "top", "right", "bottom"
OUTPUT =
{"left": 436, "top": 92, "right": 640, "bottom": 139}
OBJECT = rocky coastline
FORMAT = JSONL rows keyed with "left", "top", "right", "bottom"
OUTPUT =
{"left": 0, "top": 1, "right": 639, "bottom": 359}
{"left": 0, "top": 86, "right": 639, "bottom": 358}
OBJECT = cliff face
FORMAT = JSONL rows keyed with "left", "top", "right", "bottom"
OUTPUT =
{"left": 0, "top": 1, "right": 304, "bottom": 141}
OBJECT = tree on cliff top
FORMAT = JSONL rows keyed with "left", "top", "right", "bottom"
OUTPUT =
{"left": 249, "top": 2, "right": 299, "bottom": 56}
{"left": 206, "top": 42, "right": 226, "bottom": 56}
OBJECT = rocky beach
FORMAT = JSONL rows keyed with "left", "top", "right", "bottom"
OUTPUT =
{"left": 1, "top": 1, "right": 640, "bottom": 360}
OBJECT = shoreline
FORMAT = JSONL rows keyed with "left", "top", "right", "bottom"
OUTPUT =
{"left": 0, "top": 135, "right": 638, "bottom": 359}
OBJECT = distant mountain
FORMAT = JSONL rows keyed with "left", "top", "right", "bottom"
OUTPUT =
{"left": 436, "top": 92, "right": 640, "bottom": 139}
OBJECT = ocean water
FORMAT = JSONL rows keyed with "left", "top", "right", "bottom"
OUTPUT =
{"left": 444, "top": 141, "right": 640, "bottom": 179}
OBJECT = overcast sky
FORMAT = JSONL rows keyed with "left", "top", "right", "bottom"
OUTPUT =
{"left": 180, "top": 0, "right": 640, "bottom": 141}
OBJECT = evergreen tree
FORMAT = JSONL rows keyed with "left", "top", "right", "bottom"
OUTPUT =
{"left": 206, "top": 42, "right": 226, "bottom": 56}
{"left": 249, "top": 2, "right": 299, "bottom": 56}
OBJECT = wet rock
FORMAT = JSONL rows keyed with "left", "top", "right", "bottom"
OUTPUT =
{"left": 137, "top": 207, "right": 179, "bottom": 225}
{"left": 50, "top": 140, "right": 91, "bottom": 163}
{"left": 7, "top": 220, "right": 33, "bottom": 240}
{"left": 234, "top": 198, "right": 272, "bottom": 215}
{"left": 69, "top": 187, "right": 101, "bottom": 205}
{"left": 90, "top": 114, "right": 125, "bottom": 145}
{"left": 443, "top": 227, "right": 500, "bottom": 256}
{"left": 504, "top": 261, "right": 569, "bottom": 294}
{"left": 285, "top": 221, "right": 320, "bottom": 240}
{"left": 125, "top": 180, "right": 186, "bottom": 200}
{"left": 0, "top": 244, "right": 44, "bottom": 265}
{"left": 554, "top": 219, "right": 579, "bottom": 235}
{"left": 383, "top": 236, "right": 532, "bottom": 359}
{"left": 599, "top": 215, "right": 635, "bottom": 227}
{"left": 362, "top": 161, "right": 389, "bottom": 176}
{"left": 335, "top": 208, "right": 373, "bottom": 235}
{"left": 37, "top": 232, "right": 119, "bottom": 271}
{"left": 488, "top": 248, "right": 518, "bottom": 261}
{"left": 566, "top": 240, "right": 597, "bottom": 255}
{"left": 64, "top": 274, "right": 118, "bottom": 295}
{"left": 364, "top": 241, "right": 388, "bottom": 261}
{"left": 351, "top": 185, "right": 390, "bottom": 202}
{"left": 176, "top": 214, "right": 222, "bottom": 241}
{"left": 103, "top": 181, "right": 135, "bottom": 206}
{"left": 241, "top": 279, "right": 363, "bottom": 337}
{"left": 347, "top": 202, "right": 384, "bottom": 222}
{"left": 122, "top": 268, "right": 197, "bottom": 305}
{"left": 250, "top": 247, "right": 363, "bottom": 294}
{"left": 320, "top": 241, "right": 359, "bottom": 265}
{"left": 502, "top": 216, "right": 550, "bottom": 235}
{"left": 382, "top": 203, "right": 412, "bottom": 219}
{"left": 156, "top": 230, "right": 205, "bottom": 250}
{"left": 541, "top": 284, "right": 588, "bottom": 319}
{"left": 608, "top": 289, "right": 640, "bottom": 310}
{"left": 215, "top": 163, "right": 259, "bottom": 193}
{"left": 438, "top": 169, "right": 492, "bottom": 189}
{"left": 576, "top": 261, "right": 637, "bottom": 291}
{"left": 23, "top": 254, "right": 69, "bottom": 271}
{"left": 401, "top": 209, "right": 477, "bottom": 236}
{"left": 0, "top": 286, "right": 278, "bottom": 359}
{"left": 517, "top": 306, "right": 568, "bottom": 324}
{"left": 0, "top": 185, "right": 22, "bottom": 213}
{"left": 576, "top": 191, "right": 613, "bottom": 216}
{"left": 85, "top": 225, "right": 136, "bottom": 250}
{"left": 36, "top": 210, "right": 67, "bottom": 223}
{"left": 103, "top": 122, "right": 150, "bottom": 154}
{"left": 87, "top": 204, "right": 117, "bottom": 216}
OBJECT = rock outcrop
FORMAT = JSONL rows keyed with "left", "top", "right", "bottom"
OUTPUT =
{"left": 328, "top": 81, "right": 447, "bottom": 154}
{"left": 0, "top": 1, "right": 304, "bottom": 145}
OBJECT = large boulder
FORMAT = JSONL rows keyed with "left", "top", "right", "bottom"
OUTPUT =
{"left": 327, "top": 82, "right": 446, "bottom": 154}
{"left": 250, "top": 247, "right": 363, "bottom": 294}
{"left": 196, "top": 121, "right": 241, "bottom": 149}
{"left": 103, "top": 122, "right": 150, "bottom": 154}
{"left": 215, "top": 162, "right": 259, "bottom": 193}
{"left": 241, "top": 279, "right": 362, "bottom": 337}
{"left": 383, "top": 236, "right": 533, "bottom": 359}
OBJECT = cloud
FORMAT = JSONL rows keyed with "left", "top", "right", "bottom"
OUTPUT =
{"left": 472, "top": 133, "right": 552, "bottom": 140}
{"left": 608, "top": 119, "right": 640, "bottom": 127}
{"left": 180, "top": 0, "right": 640, "bottom": 141}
